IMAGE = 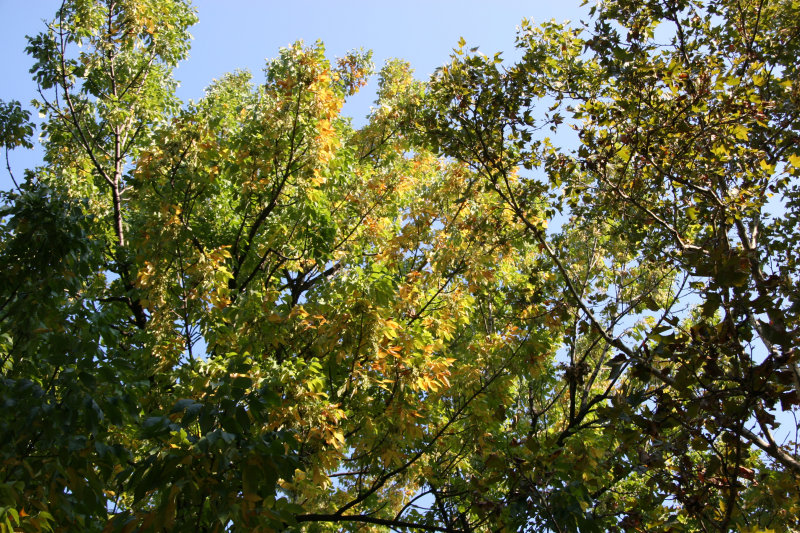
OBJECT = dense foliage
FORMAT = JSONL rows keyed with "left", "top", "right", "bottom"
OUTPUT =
{"left": 1, "top": 0, "right": 798, "bottom": 531}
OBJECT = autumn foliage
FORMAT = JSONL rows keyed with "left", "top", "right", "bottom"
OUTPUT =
{"left": 1, "top": 0, "right": 799, "bottom": 532}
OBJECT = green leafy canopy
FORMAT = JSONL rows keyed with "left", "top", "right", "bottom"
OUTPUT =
{"left": 1, "top": 0, "right": 799, "bottom": 532}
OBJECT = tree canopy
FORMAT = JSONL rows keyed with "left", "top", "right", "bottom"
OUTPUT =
{"left": 1, "top": 0, "right": 799, "bottom": 531}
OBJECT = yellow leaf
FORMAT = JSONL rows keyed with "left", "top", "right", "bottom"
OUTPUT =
{"left": 333, "top": 430, "right": 345, "bottom": 445}
{"left": 312, "top": 467, "right": 330, "bottom": 487}
{"left": 788, "top": 154, "right": 800, "bottom": 168}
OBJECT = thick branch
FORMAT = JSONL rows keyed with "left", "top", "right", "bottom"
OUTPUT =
{"left": 295, "top": 513, "right": 463, "bottom": 533}
{"left": 735, "top": 426, "right": 800, "bottom": 475}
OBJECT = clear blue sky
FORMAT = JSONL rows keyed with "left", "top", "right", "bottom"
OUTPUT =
{"left": 0, "top": 0, "right": 591, "bottom": 189}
